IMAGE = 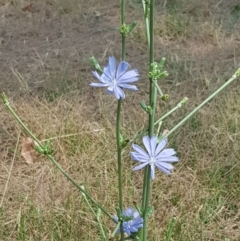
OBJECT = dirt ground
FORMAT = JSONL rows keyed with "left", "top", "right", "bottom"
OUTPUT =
{"left": 0, "top": 0, "right": 142, "bottom": 97}
{"left": 0, "top": 0, "right": 239, "bottom": 99}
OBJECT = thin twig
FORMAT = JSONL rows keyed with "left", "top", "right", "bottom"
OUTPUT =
{"left": 0, "top": 132, "right": 20, "bottom": 207}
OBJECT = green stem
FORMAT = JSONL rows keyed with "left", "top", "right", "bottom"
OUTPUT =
{"left": 141, "top": 0, "right": 150, "bottom": 49}
{"left": 166, "top": 70, "right": 240, "bottom": 138}
{"left": 121, "top": 0, "right": 126, "bottom": 61}
{"left": 81, "top": 186, "right": 106, "bottom": 240}
{"left": 116, "top": 99, "right": 124, "bottom": 241}
{"left": 96, "top": 210, "right": 107, "bottom": 241}
{"left": 111, "top": 222, "right": 121, "bottom": 237}
{"left": 119, "top": 0, "right": 126, "bottom": 240}
{"left": 154, "top": 81, "right": 164, "bottom": 98}
{"left": 147, "top": 0, "right": 156, "bottom": 137}
{"left": 129, "top": 97, "right": 188, "bottom": 144}
{"left": 1, "top": 94, "right": 42, "bottom": 148}
{"left": 1, "top": 93, "right": 115, "bottom": 223}
{"left": 122, "top": 35, "right": 126, "bottom": 61}
{"left": 141, "top": 1, "right": 156, "bottom": 240}
{"left": 49, "top": 155, "right": 114, "bottom": 222}
{"left": 165, "top": 217, "right": 176, "bottom": 241}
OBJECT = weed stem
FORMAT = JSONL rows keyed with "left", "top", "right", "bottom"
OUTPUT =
{"left": 0, "top": 93, "right": 115, "bottom": 223}
{"left": 166, "top": 69, "right": 240, "bottom": 138}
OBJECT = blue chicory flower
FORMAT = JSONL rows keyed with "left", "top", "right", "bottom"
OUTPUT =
{"left": 90, "top": 56, "right": 139, "bottom": 99}
{"left": 114, "top": 207, "right": 143, "bottom": 236}
{"left": 131, "top": 136, "right": 179, "bottom": 179}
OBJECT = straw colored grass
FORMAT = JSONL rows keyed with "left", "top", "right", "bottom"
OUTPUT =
{"left": 1, "top": 88, "right": 240, "bottom": 240}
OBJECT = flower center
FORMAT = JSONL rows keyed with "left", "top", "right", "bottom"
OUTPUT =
{"left": 112, "top": 78, "right": 118, "bottom": 86}
{"left": 149, "top": 156, "right": 155, "bottom": 164}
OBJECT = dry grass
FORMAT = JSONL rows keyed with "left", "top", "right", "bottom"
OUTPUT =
{"left": 0, "top": 0, "right": 240, "bottom": 240}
